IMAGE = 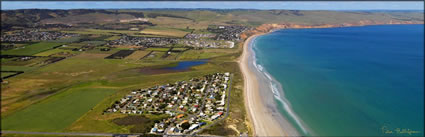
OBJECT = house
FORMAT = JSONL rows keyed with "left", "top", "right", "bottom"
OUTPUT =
{"left": 105, "top": 72, "right": 232, "bottom": 134}
{"left": 150, "top": 127, "right": 158, "bottom": 133}
{"left": 211, "top": 114, "right": 220, "bottom": 120}
{"left": 129, "top": 28, "right": 139, "bottom": 31}
{"left": 188, "top": 124, "right": 199, "bottom": 131}
{"left": 180, "top": 120, "right": 188, "bottom": 125}
{"left": 199, "top": 112, "right": 206, "bottom": 117}
{"left": 217, "top": 107, "right": 225, "bottom": 111}
{"left": 176, "top": 114, "right": 184, "bottom": 119}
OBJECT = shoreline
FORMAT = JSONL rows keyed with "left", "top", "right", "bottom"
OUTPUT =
{"left": 239, "top": 23, "right": 423, "bottom": 136}
{"left": 239, "top": 34, "right": 300, "bottom": 136}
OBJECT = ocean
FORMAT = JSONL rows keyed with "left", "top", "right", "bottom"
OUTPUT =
{"left": 252, "top": 24, "right": 424, "bottom": 136}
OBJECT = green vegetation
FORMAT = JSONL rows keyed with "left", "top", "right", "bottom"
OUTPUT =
{"left": 80, "top": 41, "right": 106, "bottom": 46}
{"left": 49, "top": 36, "right": 81, "bottom": 43}
{"left": 1, "top": 66, "right": 35, "bottom": 72}
{"left": 164, "top": 52, "right": 180, "bottom": 60}
{"left": 143, "top": 51, "right": 165, "bottom": 60}
{"left": 105, "top": 36, "right": 121, "bottom": 41}
{"left": 125, "top": 50, "right": 151, "bottom": 60}
{"left": 171, "top": 48, "right": 187, "bottom": 51}
{"left": 1, "top": 72, "right": 17, "bottom": 78}
{"left": 1, "top": 57, "right": 51, "bottom": 67}
{"left": 112, "top": 115, "right": 169, "bottom": 133}
{"left": 0, "top": 133, "right": 105, "bottom": 137}
{"left": 34, "top": 49, "right": 77, "bottom": 57}
{"left": 63, "top": 29, "right": 139, "bottom": 36}
{"left": 178, "top": 49, "right": 238, "bottom": 60}
{"left": 145, "top": 48, "right": 170, "bottom": 52}
{"left": 3, "top": 8, "right": 420, "bottom": 136}
{"left": 1, "top": 86, "right": 115, "bottom": 132}
{"left": 1, "top": 42, "right": 64, "bottom": 55}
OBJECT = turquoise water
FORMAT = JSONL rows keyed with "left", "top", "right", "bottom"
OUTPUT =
{"left": 253, "top": 25, "right": 424, "bottom": 136}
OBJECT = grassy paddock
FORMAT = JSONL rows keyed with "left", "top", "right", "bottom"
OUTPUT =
{"left": 1, "top": 42, "right": 64, "bottom": 55}
{"left": 0, "top": 66, "right": 35, "bottom": 72}
{"left": 62, "top": 29, "right": 139, "bottom": 36}
{"left": 125, "top": 51, "right": 151, "bottom": 60}
{"left": 1, "top": 72, "right": 18, "bottom": 78}
{"left": 178, "top": 48, "right": 238, "bottom": 60}
{"left": 105, "top": 36, "right": 121, "bottom": 41}
{"left": 1, "top": 85, "right": 115, "bottom": 132}
{"left": 34, "top": 49, "right": 77, "bottom": 57}
{"left": 145, "top": 48, "right": 170, "bottom": 52}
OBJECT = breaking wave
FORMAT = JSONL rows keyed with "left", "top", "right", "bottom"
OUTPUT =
{"left": 250, "top": 37, "right": 310, "bottom": 135}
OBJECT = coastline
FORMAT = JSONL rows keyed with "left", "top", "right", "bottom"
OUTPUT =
{"left": 239, "top": 34, "right": 300, "bottom": 136}
{"left": 239, "top": 23, "right": 423, "bottom": 136}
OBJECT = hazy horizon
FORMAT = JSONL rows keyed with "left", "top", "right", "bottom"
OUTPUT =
{"left": 2, "top": 1, "right": 424, "bottom": 10}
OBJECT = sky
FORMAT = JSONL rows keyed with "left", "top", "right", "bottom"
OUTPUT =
{"left": 1, "top": 1, "right": 424, "bottom": 10}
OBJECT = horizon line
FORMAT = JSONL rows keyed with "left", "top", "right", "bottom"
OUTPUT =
{"left": 2, "top": 8, "right": 424, "bottom": 11}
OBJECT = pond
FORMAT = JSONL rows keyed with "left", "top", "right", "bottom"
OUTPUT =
{"left": 163, "top": 59, "right": 208, "bottom": 70}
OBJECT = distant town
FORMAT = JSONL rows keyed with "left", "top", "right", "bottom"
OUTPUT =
{"left": 2, "top": 25, "right": 249, "bottom": 49}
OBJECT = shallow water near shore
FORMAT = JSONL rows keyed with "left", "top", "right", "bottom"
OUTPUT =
{"left": 252, "top": 24, "right": 424, "bottom": 136}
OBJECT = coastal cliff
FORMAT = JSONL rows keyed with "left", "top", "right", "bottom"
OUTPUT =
{"left": 241, "top": 20, "right": 424, "bottom": 39}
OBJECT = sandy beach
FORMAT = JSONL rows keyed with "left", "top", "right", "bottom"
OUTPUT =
{"left": 239, "top": 34, "right": 300, "bottom": 136}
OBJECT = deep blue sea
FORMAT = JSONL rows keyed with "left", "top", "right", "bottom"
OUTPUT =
{"left": 253, "top": 24, "right": 424, "bottom": 136}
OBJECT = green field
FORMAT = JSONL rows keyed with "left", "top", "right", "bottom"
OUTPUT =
{"left": 125, "top": 50, "right": 151, "bottom": 60}
{"left": 178, "top": 49, "right": 237, "bottom": 60}
{"left": 49, "top": 36, "right": 81, "bottom": 43}
{"left": 104, "top": 36, "right": 121, "bottom": 41}
{"left": 145, "top": 48, "right": 170, "bottom": 52}
{"left": 1, "top": 66, "right": 35, "bottom": 72}
{"left": 172, "top": 48, "right": 187, "bottom": 51}
{"left": 62, "top": 29, "right": 139, "bottom": 36}
{"left": 80, "top": 41, "right": 106, "bottom": 46}
{"left": 34, "top": 49, "right": 77, "bottom": 57}
{"left": 1, "top": 85, "right": 115, "bottom": 132}
{"left": 1, "top": 57, "right": 51, "bottom": 67}
{"left": 1, "top": 72, "right": 17, "bottom": 78}
{"left": 1, "top": 42, "right": 64, "bottom": 56}
{"left": 142, "top": 51, "right": 165, "bottom": 60}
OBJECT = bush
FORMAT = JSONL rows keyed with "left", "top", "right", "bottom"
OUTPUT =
{"left": 181, "top": 122, "right": 190, "bottom": 130}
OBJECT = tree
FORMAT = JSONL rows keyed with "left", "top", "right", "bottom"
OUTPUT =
{"left": 159, "top": 104, "right": 168, "bottom": 109}
{"left": 181, "top": 122, "right": 190, "bottom": 130}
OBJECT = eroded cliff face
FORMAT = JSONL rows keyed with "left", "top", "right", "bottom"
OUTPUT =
{"left": 240, "top": 20, "right": 424, "bottom": 40}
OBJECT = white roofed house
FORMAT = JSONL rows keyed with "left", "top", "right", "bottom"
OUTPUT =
{"left": 219, "top": 94, "right": 226, "bottom": 106}
{"left": 188, "top": 124, "right": 200, "bottom": 131}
